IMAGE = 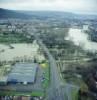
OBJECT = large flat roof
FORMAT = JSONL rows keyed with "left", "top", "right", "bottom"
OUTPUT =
{"left": 7, "top": 63, "right": 38, "bottom": 83}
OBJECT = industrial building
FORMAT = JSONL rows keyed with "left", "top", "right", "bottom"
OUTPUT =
{"left": 7, "top": 63, "right": 38, "bottom": 84}
{"left": 0, "top": 77, "right": 7, "bottom": 85}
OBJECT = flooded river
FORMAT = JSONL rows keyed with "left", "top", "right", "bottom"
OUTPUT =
{"left": 65, "top": 28, "right": 97, "bottom": 52}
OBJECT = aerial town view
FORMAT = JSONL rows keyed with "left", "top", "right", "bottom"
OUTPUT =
{"left": 0, "top": 0, "right": 97, "bottom": 100}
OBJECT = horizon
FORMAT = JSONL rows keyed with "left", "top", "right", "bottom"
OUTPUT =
{"left": 1, "top": 7, "right": 97, "bottom": 16}
{"left": 0, "top": 0, "right": 97, "bottom": 15}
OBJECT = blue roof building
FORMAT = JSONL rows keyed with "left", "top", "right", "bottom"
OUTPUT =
{"left": 7, "top": 63, "right": 38, "bottom": 84}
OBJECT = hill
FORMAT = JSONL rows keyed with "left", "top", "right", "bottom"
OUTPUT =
{"left": 0, "top": 8, "right": 97, "bottom": 20}
{"left": 0, "top": 8, "right": 32, "bottom": 19}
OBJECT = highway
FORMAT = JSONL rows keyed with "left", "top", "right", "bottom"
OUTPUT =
{"left": 34, "top": 34, "right": 79, "bottom": 100}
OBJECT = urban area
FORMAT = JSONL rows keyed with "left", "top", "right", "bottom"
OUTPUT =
{"left": 0, "top": 8, "right": 97, "bottom": 100}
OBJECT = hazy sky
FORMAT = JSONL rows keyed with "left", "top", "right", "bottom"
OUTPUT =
{"left": 0, "top": 0, "right": 97, "bottom": 14}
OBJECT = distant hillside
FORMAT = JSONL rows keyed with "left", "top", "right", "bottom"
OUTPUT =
{"left": 0, "top": 8, "right": 97, "bottom": 20}
{"left": 0, "top": 8, "right": 32, "bottom": 19}
{"left": 21, "top": 11, "right": 75, "bottom": 19}
{"left": 21, "top": 11, "right": 97, "bottom": 20}
{"left": 0, "top": 8, "right": 76, "bottom": 19}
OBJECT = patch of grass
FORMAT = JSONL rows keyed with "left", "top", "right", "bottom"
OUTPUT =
{"left": 41, "top": 62, "right": 50, "bottom": 89}
{"left": 0, "top": 32, "right": 32, "bottom": 43}
{"left": 31, "top": 91, "right": 44, "bottom": 97}
{"left": 0, "top": 91, "right": 44, "bottom": 97}
{"left": 71, "top": 88, "right": 78, "bottom": 100}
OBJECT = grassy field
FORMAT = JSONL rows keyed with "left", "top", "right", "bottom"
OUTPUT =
{"left": 40, "top": 62, "right": 50, "bottom": 89}
{"left": 71, "top": 88, "right": 78, "bottom": 100}
{"left": 0, "top": 32, "right": 32, "bottom": 43}
{"left": 0, "top": 91, "right": 44, "bottom": 97}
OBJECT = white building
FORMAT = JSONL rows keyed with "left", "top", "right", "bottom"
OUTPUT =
{"left": 83, "top": 25, "right": 89, "bottom": 31}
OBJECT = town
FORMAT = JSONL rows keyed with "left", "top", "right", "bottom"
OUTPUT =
{"left": 0, "top": 8, "right": 97, "bottom": 100}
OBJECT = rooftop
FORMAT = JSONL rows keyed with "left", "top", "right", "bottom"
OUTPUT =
{"left": 7, "top": 63, "right": 38, "bottom": 83}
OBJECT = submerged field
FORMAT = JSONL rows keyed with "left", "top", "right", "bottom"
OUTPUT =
{"left": 0, "top": 43, "right": 40, "bottom": 62}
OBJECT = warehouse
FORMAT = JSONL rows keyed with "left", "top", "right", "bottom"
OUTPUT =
{"left": 7, "top": 63, "right": 38, "bottom": 84}
{"left": 0, "top": 77, "right": 7, "bottom": 85}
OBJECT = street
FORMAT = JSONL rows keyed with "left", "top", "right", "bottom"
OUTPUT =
{"left": 35, "top": 34, "right": 79, "bottom": 100}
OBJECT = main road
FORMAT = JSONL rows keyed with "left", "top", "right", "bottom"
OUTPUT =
{"left": 34, "top": 34, "right": 79, "bottom": 100}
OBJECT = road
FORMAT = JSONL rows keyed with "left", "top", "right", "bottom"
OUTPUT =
{"left": 36, "top": 40, "right": 64, "bottom": 100}
{"left": 34, "top": 34, "right": 79, "bottom": 100}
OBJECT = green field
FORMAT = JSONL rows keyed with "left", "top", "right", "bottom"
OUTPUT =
{"left": 0, "top": 91, "right": 44, "bottom": 97}
{"left": 41, "top": 62, "right": 50, "bottom": 89}
{"left": 0, "top": 32, "right": 32, "bottom": 43}
{"left": 71, "top": 88, "right": 78, "bottom": 100}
